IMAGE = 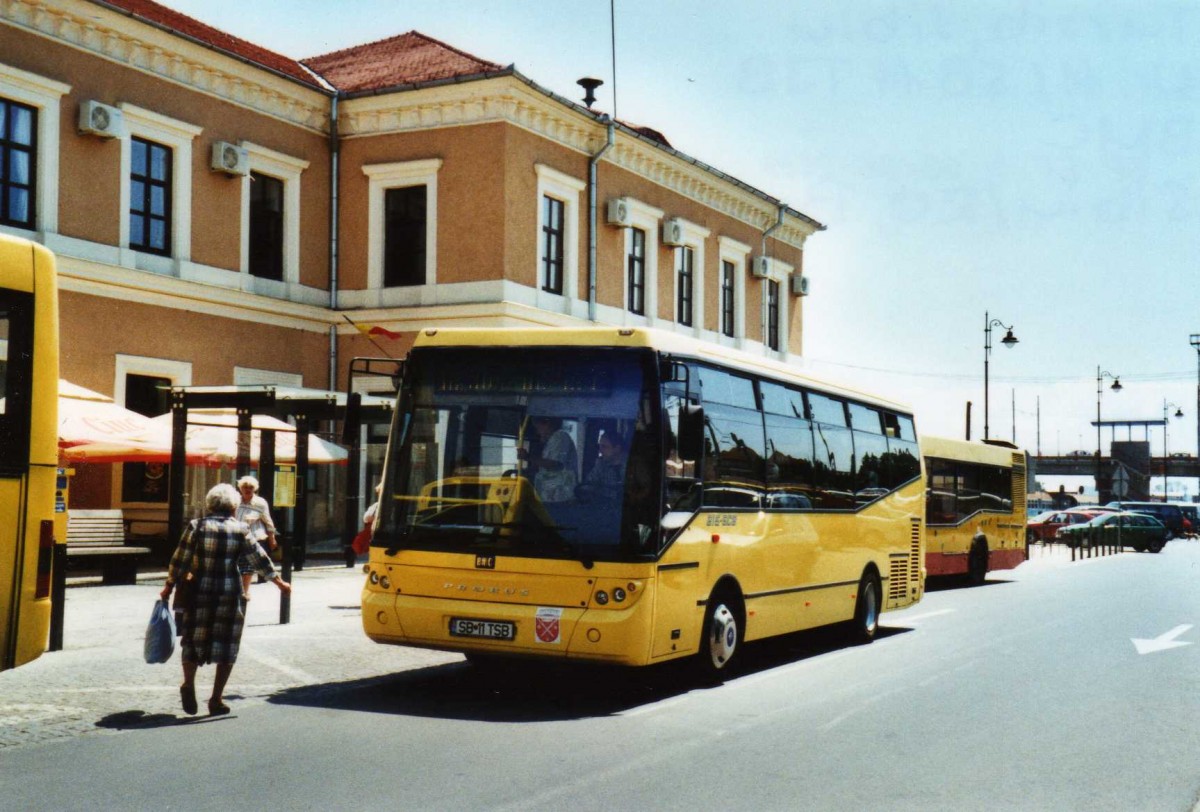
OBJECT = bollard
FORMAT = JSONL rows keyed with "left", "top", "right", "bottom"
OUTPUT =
{"left": 48, "top": 543, "right": 67, "bottom": 651}
{"left": 279, "top": 534, "right": 292, "bottom": 625}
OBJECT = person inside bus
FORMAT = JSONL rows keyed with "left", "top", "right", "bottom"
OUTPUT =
{"left": 521, "top": 416, "right": 578, "bottom": 503}
{"left": 579, "top": 430, "right": 626, "bottom": 502}
{"left": 160, "top": 483, "right": 290, "bottom": 716}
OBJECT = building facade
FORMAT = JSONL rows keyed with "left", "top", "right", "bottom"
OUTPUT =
{"left": 1, "top": 0, "right": 824, "bottom": 519}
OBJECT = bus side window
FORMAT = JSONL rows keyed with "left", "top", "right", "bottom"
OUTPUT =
{"left": 806, "top": 391, "right": 855, "bottom": 510}
{"left": 696, "top": 366, "right": 764, "bottom": 510}
{"left": 663, "top": 394, "right": 699, "bottom": 512}
{"left": 761, "top": 380, "right": 816, "bottom": 509}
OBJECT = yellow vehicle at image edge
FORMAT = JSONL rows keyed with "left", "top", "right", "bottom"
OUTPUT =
{"left": 0, "top": 234, "right": 59, "bottom": 671}
{"left": 362, "top": 327, "right": 924, "bottom": 675}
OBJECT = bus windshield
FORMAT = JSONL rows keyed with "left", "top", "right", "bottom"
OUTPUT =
{"left": 376, "top": 346, "right": 662, "bottom": 563}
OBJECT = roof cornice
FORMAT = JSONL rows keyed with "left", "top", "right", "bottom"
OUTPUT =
{"left": 1, "top": 0, "right": 330, "bottom": 132}
{"left": 340, "top": 71, "right": 824, "bottom": 248}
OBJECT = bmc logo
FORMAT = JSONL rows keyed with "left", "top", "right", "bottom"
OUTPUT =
{"left": 475, "top": 555, "right": 496, "bottom": 569}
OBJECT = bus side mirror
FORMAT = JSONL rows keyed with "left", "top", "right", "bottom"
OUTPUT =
{"left": 678, "top": 403, "right": 705, "bottom": 462}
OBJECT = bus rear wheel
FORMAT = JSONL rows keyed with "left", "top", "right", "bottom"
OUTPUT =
{"left": 697, "top": 591, "right": 742, "bottom": 680}
{"left": 850, "top": 572, "right": 880, "bottom": 644}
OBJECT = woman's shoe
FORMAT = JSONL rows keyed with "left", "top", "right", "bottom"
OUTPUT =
{"left": 180, "top": 684, "right": 198, "bottom": 715}
{"left": 208, "top": 699, "right": 230, "bottom": 716}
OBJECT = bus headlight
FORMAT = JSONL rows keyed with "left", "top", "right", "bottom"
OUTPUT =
{"left": 369, "top": 571, "right": 379, "bottom": 585}
{"left": 379, "top": 575, "right": 391, "bottom": 590}
{"left": 595, "top": 590, "right": 609, "bottom": 605}
{"left": 613, "top": 587, "right": 626, "bottom": 603}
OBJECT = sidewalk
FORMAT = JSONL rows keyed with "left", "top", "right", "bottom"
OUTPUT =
{"left": 0, "top": 564, "right": 458, "bottom": 751}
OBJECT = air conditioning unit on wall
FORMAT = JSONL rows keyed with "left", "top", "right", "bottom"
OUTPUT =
{"left": 606, "top": 197, "right": 632, "bottom": 227}
{"left": 790, "top": 273, "right": 810, "bottom": 296}
{"left": 661, "top": 218, "right": 685, "bottom": 246}
{"left": 211, "top": 141, "right": 249, "bottom": 176}
{"left": 752, "top": 256, "right": 775, "bottom": 278}
{"left": 78, "top": 100, "right": 123, "bottom": 138}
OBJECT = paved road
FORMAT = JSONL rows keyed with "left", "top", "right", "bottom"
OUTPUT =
{"left": 3, "top": 543, "right": 1199, "bottom": 811}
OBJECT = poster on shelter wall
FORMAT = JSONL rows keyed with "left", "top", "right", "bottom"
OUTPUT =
{"left": 122, "top": 462, "right": 169, "bottom": 503}
{"left": 274, "top": 464, "right": 296, "bottom": 508}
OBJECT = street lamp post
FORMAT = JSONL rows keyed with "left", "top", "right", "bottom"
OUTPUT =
{"left": 1163, "top": 400, "right": 1184, "bottom": 502}
{"left": 1096, "top": 366, "right": 1122, "bottom": 501}
{"left": 984, "top": 312, "right": 1018, "bottom": 441}
{"left": 1191, "top": 334, "right": 1200, "bottom": 498}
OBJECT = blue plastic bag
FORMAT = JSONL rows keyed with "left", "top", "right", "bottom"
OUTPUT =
{"left": 144, "top": 598, "right": 176, "bottom": 664}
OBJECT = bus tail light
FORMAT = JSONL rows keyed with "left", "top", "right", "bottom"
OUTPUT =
{"left": 35, "top": 521, "right": 53, "bottom": 599}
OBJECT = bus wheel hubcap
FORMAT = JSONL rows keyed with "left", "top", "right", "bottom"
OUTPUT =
{"left": 709, "top": 604, "right": 737, "bottom": 668}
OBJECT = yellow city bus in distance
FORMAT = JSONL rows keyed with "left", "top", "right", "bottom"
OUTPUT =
{"left": 0, "top": 234, "right": 59, "bottom": 671}
{"left": 362, "top": 327, "right": 924, "bottom": 675}
{"left": 922, "top": 435, "right": 1027, "bottom": 584}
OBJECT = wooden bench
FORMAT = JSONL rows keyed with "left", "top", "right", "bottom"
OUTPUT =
{"left": 66, "top": 509, "right": 152, "bottom": 585}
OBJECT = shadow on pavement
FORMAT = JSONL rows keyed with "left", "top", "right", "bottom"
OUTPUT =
{"left": 925, "top": 575, "right": 1014, "bottom": 593}
{"left": 268, "top": 623, "right": 910, "bottom": 723}
{"left": 95, "top": 710, "right": 235, "bottom": 730}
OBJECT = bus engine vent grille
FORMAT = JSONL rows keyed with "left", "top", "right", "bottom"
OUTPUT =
{"left": 1011, "top": 453, "right": 1027, "bottom": 516}
{"left": 888, "top": 557, "right": 908, "bottom": 602}
{"left": 910, "top": 518, "right": 921, "bottom": 580}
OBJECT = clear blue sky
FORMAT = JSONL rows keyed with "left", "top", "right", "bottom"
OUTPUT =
{"left": 164, "top": 0, "right": 1200, "bottom": 495}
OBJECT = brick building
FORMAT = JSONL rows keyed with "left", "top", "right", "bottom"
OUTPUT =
{"left": 0, "top": 0, "right": 824, "bottom": 525}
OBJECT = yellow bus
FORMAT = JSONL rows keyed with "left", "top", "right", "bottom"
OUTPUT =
{"left": 362, "top": 327, "right": 924, "bottom": 675}
{"left": 922, "top": 435, "right": 1027, "bottom": 584}
{"left": 0, "top": 234, "right": 58, "bottom": 671}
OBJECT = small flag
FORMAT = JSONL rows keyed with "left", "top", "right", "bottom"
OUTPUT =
{"left": 351, "top": 322, "right": 402, "bottom": 340}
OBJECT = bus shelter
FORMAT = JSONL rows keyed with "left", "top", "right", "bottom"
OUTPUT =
{"left": 165, "top": 382, "right": 394, "bottom": 575}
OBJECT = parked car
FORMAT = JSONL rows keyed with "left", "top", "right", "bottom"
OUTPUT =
{"left": 1026, "top": 509, "right": 1106, "bottom": 544}
{"left": 1057, "top": 511, "right": 1168, "bottom": 553}
{"left": 1105, "top": 501, "right": 1185, "bottom": 538}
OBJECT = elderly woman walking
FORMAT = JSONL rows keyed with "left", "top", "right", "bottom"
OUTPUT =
{"left": 160, "top": 483, "right": 290, "bottom": 716}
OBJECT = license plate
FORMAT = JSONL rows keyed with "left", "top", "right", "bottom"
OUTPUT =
{"left": 449, "top": 617, "right": 516, "bottom": 640}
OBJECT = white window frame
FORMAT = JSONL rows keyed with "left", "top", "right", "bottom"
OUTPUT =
{"left": 364, "top": 158, "right": 442, "bottom": 293}
{"left": 534, "top": 164, "right": 585, "bottom": 313}
{"left": 0, "top": 62, "right": 70, "bottom": 236}
{"left": 234, "top": 366, "right": 303, "bottom": 388}
{"left": 759, "top": 256, "right": 793, "bottom": 356}
{"left": 621, "top": 198, "right": 663, "bottom": 326}
{"left": 118, "top": 103, "right": 202, "bottom": 272}
{"left": 240, "top": 142, "right": 308, "bottom": 286}
{"left": 718, "top": 236, "right": 751, "bottom": 347}
{"left": 668, "top": 218, "right": 710, "bottom": 337}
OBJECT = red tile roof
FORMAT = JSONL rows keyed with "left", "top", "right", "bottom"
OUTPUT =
{"left": 302, "top": 31, "right": 507, "bottom": 94}
{"left": 93, "top": 0, "right": 324, "bottom": 88}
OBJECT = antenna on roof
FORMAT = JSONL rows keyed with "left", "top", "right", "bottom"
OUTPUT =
{"left": 610, "top": 0, "right": 618, "bottom": 120}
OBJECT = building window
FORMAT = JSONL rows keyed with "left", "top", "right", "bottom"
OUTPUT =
{"left": 129, "top": 137, "right": 172, "bottom": 256}
{"left": 767, "top": 279, "right": 780, "bottom": 351}
{"left": 249, "top": 171, "right": 283, "bottom": 281}
{"left": 0, "top": 98, "right": 36, "bottom": 229}
{"left": 628, "top": 227, "right": 646, "bottom": 315}
{"left": 721, "top": 260, "right": 735, "bottom": 337}
{"left": 676, "top": 246, "right": 694, "bottom": 327}
{"left": 384, "top": 185, "right": 427, "bottom": 287}
{"left": 541, "top": 195, "right": 564, "bottom": 294}
{"left": 364, "top": 159, "right": 442, "bottom": 296}
{"left": 121, "top": 372, "right": 171, "bottom": 503}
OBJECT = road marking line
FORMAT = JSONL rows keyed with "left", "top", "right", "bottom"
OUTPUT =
{"left": 894, "top": 608, "right": 956, "bottom": 624}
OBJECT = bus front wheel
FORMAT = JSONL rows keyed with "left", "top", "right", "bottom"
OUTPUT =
{"left": 850, "top": 572, "right": 880, "bottom": 644}
{"left": 698, "top": 591, "right": 742, "bottom": 679}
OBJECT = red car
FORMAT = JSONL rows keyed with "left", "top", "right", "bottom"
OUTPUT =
{"left": 1026, "top": 509, "right": 1107, "bottom": 543}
